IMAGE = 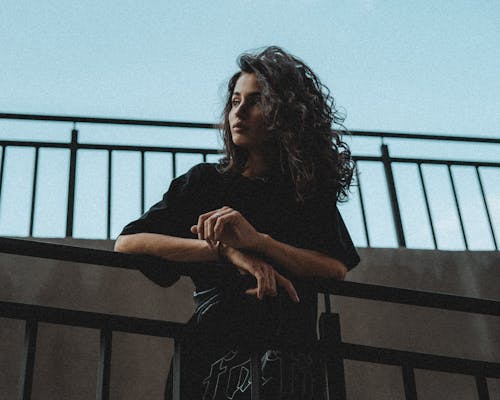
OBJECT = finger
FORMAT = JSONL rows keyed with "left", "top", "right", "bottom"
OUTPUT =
{"left": 211, "top": 211, "right": 240, "bottom": 244}
{"left": 190, "top": 225, "right": 198, "bottom": 234}
{"left": 196, "top": 209, "right": 225, "bottom": 240}
{"left": 204, "top": 215, "right": 214, "bottom": 246}
{"left": 196, "top": 210, "right": 218, "bottom": 240}
{"left": 211, "top": 208, "right": 233, "bottom": 242}
{"left": 204, "top": 213, "right": 220, "bottom": 247}
{"left": 269, "top": 269, "right": 277, "bottom": 296}
{"left": 254, "top": 270, "right": 266, "bottom": 300}
{"left": 276, "top": 273, "right": 300, "bottom": 303}
{"left": 264, "top": 266, "right": 276, "bottom": 296}
{"left": 245, "top": 287, "right": 258, "bottom": 297}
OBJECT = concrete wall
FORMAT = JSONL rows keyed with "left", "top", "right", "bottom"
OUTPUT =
{"left": 1, "top": 238, "right": 499, "bottom": 399}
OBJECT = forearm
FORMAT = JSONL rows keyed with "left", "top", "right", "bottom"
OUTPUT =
{"left": 254, "top": 234, "right": 348, "bottom": 280}
{"left": 114, "top": 233, "right": 217, "bottom": 262}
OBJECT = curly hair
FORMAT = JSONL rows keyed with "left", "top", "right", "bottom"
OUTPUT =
{"left": 219, "top": 46, "right": 355, "bottom": 203}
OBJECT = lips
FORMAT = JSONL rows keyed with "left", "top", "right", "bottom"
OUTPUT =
{"left": 232, "top": 122, "right": 246, "bottom": 131}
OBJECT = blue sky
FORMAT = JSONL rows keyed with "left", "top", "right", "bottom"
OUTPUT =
{"left": 2, "top": 0, "right": 500, "bottom": 134}
{"left": 0, "top": 1, "right": 499, "bottom": 248}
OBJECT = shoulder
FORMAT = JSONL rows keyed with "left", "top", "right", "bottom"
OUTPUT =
{"left": 169, "top": 163, "right": 227, "bottom": 195}
{"left": 187, "top": 162, "right": 220, "bottom": 176}
{"left": 182, "top": 163, "right": 223, "bottom": 185}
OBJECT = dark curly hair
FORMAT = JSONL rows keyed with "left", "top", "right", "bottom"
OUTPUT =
{"left": 219, "top": 46, "right": 355, "bottom": 203}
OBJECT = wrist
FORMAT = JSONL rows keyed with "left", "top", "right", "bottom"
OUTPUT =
{"left": 255, "top": 233, "right": 272, "bottom": 254}
{"left": 218, "top": 242, "right": 233, "bottom": 262}
{"left": 206, "top": 240, "right": 219, "bottom": 262}
{"left": 217, "top": 242, "right": 227, "bottom": 263}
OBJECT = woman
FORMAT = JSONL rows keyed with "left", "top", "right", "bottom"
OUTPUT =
{"left": 115, "top": 46, "right": 360, "bottom": 399}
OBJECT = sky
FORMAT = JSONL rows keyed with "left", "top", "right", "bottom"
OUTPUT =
{"left": 0, "top": 1, "right": 499, "bottom": 249}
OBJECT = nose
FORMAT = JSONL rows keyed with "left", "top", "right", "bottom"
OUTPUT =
{"left": 234, "top": 101, "right": 248, "bottom": 119}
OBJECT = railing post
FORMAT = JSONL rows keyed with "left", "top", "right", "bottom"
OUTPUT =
{"left": 319, "top": 312, "right": 346, "bottom": 400}
{"left": 96, "top": 328, "right": 112, "bottom": 400}
{"left": 402, "top": 365, "right": 418, "bottom": 400}
{"left": 29, "top": 147, "right": 40, "bottom": 237}
{"left": 355, "top": 166, "right": 371, "bottom": 247}
{"left": 172, "top": 340, "right": 181, "bottom": 400}
{"left": 107, "top": 150, "right": 112, "bottom": 240}
{"left": 475, "top": 376, "right": 490, "bottom": 400}
{"left": 0, "top": 146, "right": 5, "bottom": 207}
{"left": 447, "top": 164, "right": 468, "bottom": 249}
{"left": 66, "top": 126, "right": 78, "bottom": 237}
{"left": 381, "top": 144, "right": 406, "bottom": 247}
{"left": 476, "top": 166, "right": 498, "bottom": 251}
{"left": 19, "top": 319, "right": 38, "bottom": 400}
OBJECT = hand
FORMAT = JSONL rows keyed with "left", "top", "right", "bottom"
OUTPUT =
{"left": 191, "top": 206, "right": 265, "bottom": 251}
{"left": 224, "top": 246, "right": 300, "bottom": 303}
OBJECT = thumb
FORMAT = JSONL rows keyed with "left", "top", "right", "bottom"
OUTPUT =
{"left": 190, "top": 225, "right": 198, "bottom": 234}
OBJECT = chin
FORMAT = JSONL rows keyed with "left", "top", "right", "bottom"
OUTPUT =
{"left": 231, "top": 134, "right": 252, "bottom": 148}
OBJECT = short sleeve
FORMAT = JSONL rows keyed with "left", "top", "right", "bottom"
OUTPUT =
{"left": 118, "top": 164, "right": 219, "bottom": 286}
{"left": 328, "top": 208, "right": 360, "bottom": 270}
{"left": 303, "top": 199, "right": 360, "bottom": 271}
{"left": 120, "top": 163, "right": 216, "bottom": 239}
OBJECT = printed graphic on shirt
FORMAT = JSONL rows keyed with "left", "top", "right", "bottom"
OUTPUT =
{"left": 202, "top": 350, "right": 315, "bottom": 399}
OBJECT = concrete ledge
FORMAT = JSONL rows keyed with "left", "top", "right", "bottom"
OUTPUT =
{"left": 1, "top": 239, "right": 499, "bottom": 399}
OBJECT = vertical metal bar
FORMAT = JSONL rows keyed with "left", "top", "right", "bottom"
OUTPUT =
{"left": 30, "top": 146, "right": 40, "bottom": 237}
{"left": 66, "top": 126, "right": 78, "bottom": 237}
{"left": 172, "top": 340, "right": 181, "bottom": 400}
{"left": 475, "top": 376, "right": 490, "bottom": 400}
{"left": 323, "top": 294, "right": 332, "bottom": 314}
{"left": 476, "top": 166, "right": 498, "bottom": 250}
{"left": 417, "top": 163, "right": 437, "bottom": 249}
{"left": 107, "top": 151, "right": 112, "bottom": 240}
{"left": 96, "top": 328, "right": 112, "bottom": 400}
{"left": 402, "top": 365, "right": 417, "bottom": 400}
{"left": 172, "top": 152, "right": 177, "bottom": 179}
{"left": 381, "top": 144, "right": 406, "bottom": 247}
{"left": 0, "top": 146, "right": 6, "bottom": 212}
{"left": 19, "top": 319, "right": 38, "bottom": 400}
{"left": 141, "top": 151, "right": 145, "bottom": 215}
{"left": 319, "top": 313, "right": 346, "bottom": 400}
{"left": 355, "top": 166, "right": 370, "bottom": 247}
{"left": 29, "top": 147, "right": 39, "bottom": 237}
{"left": 250, "top": 352, "right": 261, "bottom": 400}
{"left": 447, "top": 165, "right": 468, "bottom": 249}
{"left": 202, "top": 153, "right": 207, "bottom": 163}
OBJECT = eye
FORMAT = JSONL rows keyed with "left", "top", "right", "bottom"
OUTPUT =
{"left": 249, "top": 95, "right": 262, "bottom": 106}
{"left": 231, "top": 99, "right": 240, "bottom": 108}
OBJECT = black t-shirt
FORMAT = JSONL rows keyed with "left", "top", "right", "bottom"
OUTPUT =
{"left": 120, "top": 163, "right": 360, "bottom": 399}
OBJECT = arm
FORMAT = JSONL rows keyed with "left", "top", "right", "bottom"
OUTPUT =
{"left": 194, "top": 206, "right": 348, "bottom": 280}
{"left": 114, "top": 233, "right": 218, "bottom": 263}
{"left": 254, "top": 234, "right": 347, "bottom": 280}
{"left": 224, "top": 235, "right": 347, "bottom": 280}
{"left": 115, "top": 232, "right": 300, "bottom": 302}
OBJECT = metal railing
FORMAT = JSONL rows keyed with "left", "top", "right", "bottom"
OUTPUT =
{"left": 1, "top": 237, "right": 499, "bottom": 399}
{"left": 0, "top": 112, "right": 499, "bottom": 249}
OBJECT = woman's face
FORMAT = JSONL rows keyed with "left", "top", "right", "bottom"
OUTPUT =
{"left": 228, "top": 73, "right": 269, "bottom": 152}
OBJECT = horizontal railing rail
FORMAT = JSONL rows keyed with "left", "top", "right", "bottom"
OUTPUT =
{"left": 0, "top": 300, "right": 186, "bottom": 338}
{"left": 0, "top": 112, "right": 499, "bottom": 250}
{"left": 332, "top": 342, "right": 500, "bottom": 378}
{"left": 1, "top": 237, "right": 499, "bottom": 316}
{"left": 1, "top": 237, "right": 499, "bottom": 399}
{"left": 2, "top": 112, "right": 499, "bottom": 143}
{"left": 0, "top": 112, "right": 217, "bottom": 129}
{"left": 2, "top": 138, "right": 500, "bottom": 167}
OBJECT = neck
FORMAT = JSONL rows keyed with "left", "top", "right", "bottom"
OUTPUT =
{"left": 243, "top": 151, "right": 270, "bottom": 178}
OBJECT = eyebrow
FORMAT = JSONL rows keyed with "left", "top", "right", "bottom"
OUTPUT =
{"left": 232, "top": 91, "right": 261, "bottom": 97}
